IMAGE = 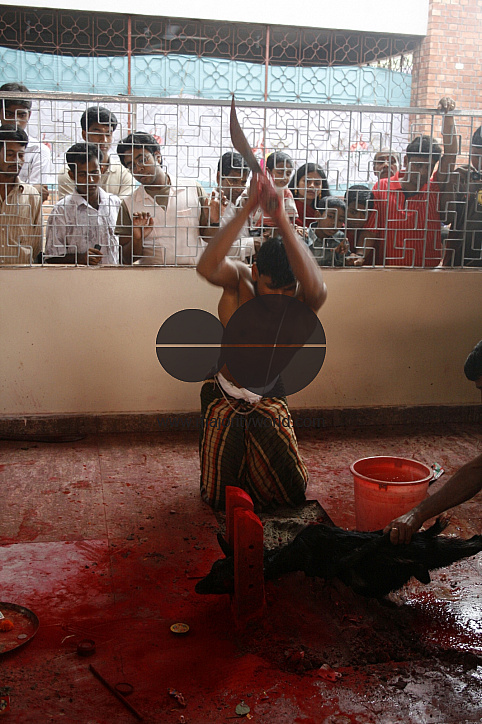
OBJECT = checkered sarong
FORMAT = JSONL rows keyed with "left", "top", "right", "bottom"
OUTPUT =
{"left": 199, "top": 379, "right": 308, "bottom": 511}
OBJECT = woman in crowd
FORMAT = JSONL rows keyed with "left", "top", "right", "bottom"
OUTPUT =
{"left": 289, "top": 162, "right": 330, "bottom": 228}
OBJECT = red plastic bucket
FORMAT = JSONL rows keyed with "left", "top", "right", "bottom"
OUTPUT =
{"left": 350, "top": 456, "right": 433, "bottom": 532}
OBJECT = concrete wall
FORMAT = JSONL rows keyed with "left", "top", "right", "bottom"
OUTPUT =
{"left": 0, "top": 267, "right": 481, "bottom": 417}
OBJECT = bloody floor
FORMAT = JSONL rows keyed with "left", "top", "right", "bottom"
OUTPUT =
{"left": 0, "top": 422, "right": 481, "bottom": 724}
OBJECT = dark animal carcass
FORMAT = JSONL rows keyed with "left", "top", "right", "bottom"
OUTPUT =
{"left": 195, "top": 519, "right": 482, "bottom": 599}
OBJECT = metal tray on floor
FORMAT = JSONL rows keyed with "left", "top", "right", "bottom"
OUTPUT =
{"left": 0, "top": 603, "right": 39, "bottom": 655}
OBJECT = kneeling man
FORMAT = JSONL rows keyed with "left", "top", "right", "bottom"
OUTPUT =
{"left": 196, "top": 176, "right": 327, "bottom": 510}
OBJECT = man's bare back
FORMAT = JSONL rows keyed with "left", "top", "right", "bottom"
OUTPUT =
{"left": 197, "top": 174, "right": 327, "bottom": 388}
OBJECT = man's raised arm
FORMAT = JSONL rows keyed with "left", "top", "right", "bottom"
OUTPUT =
{"left": 196, "top": 177, "right": 258, "bottom": 288}
{"left": 258, "top": 176, "right": 327, "bottom": 311}
{"left": 437, "top": 96, "right": 458, "bottom": 187}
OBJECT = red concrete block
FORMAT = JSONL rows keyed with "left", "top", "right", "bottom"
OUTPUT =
{"left": 225, "top": 486, "right": 254, "bottom": 549}
{"left": 232, "top": 508, "right": 265, "bottom": 625}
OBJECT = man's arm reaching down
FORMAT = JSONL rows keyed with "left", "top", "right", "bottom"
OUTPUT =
{"left": 384, "top": 453, "right": 482, "bottom": 544}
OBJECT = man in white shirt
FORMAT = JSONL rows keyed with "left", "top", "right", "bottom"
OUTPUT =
{"left": 57, "top": 106, "right": 134, "bottom": 200}
{"left": 0, "top": 126, "right": 42, "bottom": 264}
{"left": 0, "top": 82, "right": 55, "bottom": 202}
{"left": 45, "top": 142, "right": 121, "bottom": 265}
{"left": 115, "top": 132, "right": 208, "bottom": 265}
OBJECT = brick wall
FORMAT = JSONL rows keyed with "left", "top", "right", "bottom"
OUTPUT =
{"left": 411, "top": 0, "right": 482, "bottom": 146}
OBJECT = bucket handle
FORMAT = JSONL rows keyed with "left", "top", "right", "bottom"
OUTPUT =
{"left": 430, "top": 463, "right": 445, "bottom": 485}
{"left": 378, "top": 483, "right": 388, "bottom": 491}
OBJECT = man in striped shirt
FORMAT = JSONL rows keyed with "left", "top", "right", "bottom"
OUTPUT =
{"left": 357, "top": 97, "right": 457, "bottom": 267}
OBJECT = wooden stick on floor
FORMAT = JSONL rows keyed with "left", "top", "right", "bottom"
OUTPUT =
{"left": 89, "top": 664, "right": 144, "bottom": 721}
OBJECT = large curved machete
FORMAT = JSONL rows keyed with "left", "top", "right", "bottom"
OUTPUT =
{"left": 229, "top": 96, "right": 263, "bottom": 175}
{"left": 230, "top": 96, "right": 280, "bottom": 214}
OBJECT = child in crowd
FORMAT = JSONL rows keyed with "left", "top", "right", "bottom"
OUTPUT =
{"left": 57, "top": 106, "right": 134, "bottom": 200}
{"left": 344, "top": 185, "right": 373, "bottom": 252}
{"left": 288, "top": 162, "right": 330, "bottom": 228}
{"left": 248, "top": 151, "right": 297, "bottom": 249}
{"left": 0, "top": 82, "right": 55, "bottom": 202}
{"left": 0, "top": 126, "right": 43, "bottom": 264}
{"left": 207, "top": 151, "right": 249, "bottom": 227}
{"left": 308, "top": 196, "right": 360, "bottom": 267}
{"left": 45, "top": 142, "right": 121, "bottom": 265}
{"left": 205, "top": 151, "right": 253, "bottom": 260}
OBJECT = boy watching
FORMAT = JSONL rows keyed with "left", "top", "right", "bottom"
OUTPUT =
{"left": 208, "top": 151, "right": 249, "bottom": 226}
{"left": 249, "top": 150, "right": 297, "bottom": 246}
{"left": 208, "top": 151, "right": 254, "bottom": 259}
{"left": 0, "top": 126, "right": 42, "bottom": 264}
{"left": 57, "top": 106, "right": 133, "bottom": 199}
{"left": 116, "top": 132, "right": 208, "bottom": 265}
{"left": 308, "top": 197, "right": 360, "bottom": 267}
{"left": 0, "top": 82, "right": 55, "bottom": 202}
{"left": 344, "top": 184, "right": 373, "bottom": 251}
{"left": 45, "top": 142, "right": 121, "bottom": 265}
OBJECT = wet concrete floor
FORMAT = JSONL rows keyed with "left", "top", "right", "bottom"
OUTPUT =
{"left": 0, "top": 422, "right": 481, "bottom": 723}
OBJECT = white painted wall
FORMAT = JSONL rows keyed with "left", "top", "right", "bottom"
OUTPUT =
{"left": 0, "top": 267, "right": 480, "bottom": 416}
{"left": 16, "top": 0, "right": 429, "bottom": 36}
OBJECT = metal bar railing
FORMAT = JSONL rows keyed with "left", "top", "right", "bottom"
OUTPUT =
{"left": 0, "top": 92, "right": 480, "bottom": 269}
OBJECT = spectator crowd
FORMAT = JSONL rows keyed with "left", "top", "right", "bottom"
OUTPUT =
{"left": 1, "top": 83, "right": 481, "bottom": 269}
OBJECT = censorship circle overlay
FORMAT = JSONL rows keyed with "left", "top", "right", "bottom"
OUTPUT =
{"left": 156, "top": 298, "right": 326, "bottom": 395}
{"left": 156, "top": 309, "right": 224, "bottom": 383}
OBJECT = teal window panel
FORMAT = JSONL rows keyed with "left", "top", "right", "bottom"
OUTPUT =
{"left": 330, "top": 66, "right": 361, "bottom": 104}
{"left": 0, "top": 46, "right": 411, "bottom": 106}
{"left": 23, "top": 49, "right": 57, "bottom": 87}
{"left": 197, "top": 56, "right": 233, "bottom": 99}
{"left": 268, "top": 65, "right": 299, "bottom": 102}
{"left": 92, "top": 55, "right": 127, "bottom": 94}
{"left": 166, "top": 55, "right": 200, "bottom": 97}
{"left": 230, "top": 60, "right": 264, "bottom": 100}
{"left": 297, "top": 67, "right": 332, "bottom": 104}
{"left": 59, "top": 56, "right": 95, "bottom": 93}
{"left": 132, "top": 56, "right": 167, "bottom": 95}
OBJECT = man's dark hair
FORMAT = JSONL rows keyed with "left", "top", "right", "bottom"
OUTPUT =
{"left": 65, "top": 142, "right": 99, "bottom": 173}
{"left": 80, "top": 106, "right": 118, "bottom": 132}
{"left": 117, "top": 132, "right": 161, "bottom": 167}
{"left": 0, "top": 126, "right": 29, "bottom": 148}
{"left": 0, "top": 82, "right": 32, "bottom": 111}
{"left": 315, "top": 195, "right": 345, "bottom": 212}
{"left": 344, "top": 184, "right": 374, "bottom": 210}
{"left": 288, "top": 162, "right": 330, "bottom": 199}
{"left": 255, "top": 237, "right": 296, "bottom": 289}
{"left": 217, "top": 151, "right": 247, "bottom": 177}
{"left": 471, "top": 126, "right": 482, "bottom": 149}
{"left": 266, "top": 151, "right": 293, "bottom": 172}
{"left": 464, "top": 340, "right": 482, "bottom": 381}
{"left": 406, "top": 135, "right": 442, "bottom": 163}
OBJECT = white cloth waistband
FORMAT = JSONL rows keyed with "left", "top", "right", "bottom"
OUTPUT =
{"left": 216, "top": 372, "right": 262, "bottom": 404}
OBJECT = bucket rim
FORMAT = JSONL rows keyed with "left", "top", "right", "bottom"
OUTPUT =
{"left": 349, "top": 455, "right": 434, "bottom": 486}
